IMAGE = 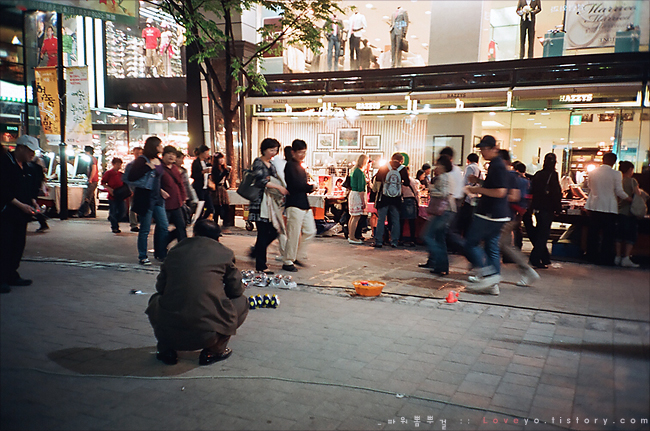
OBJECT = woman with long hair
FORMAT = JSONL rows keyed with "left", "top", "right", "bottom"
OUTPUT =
{"left": 127, "top": 136, "right": 169, "bottom": 265}
{"left": 210, "top": 152, "right": 230, "bottom": 227}
{"left": 400, "top": 166, "right": 420, "bottom": 247}
{"left": 248, "top": 138, "right": 288, "bottom": 272}
{"left": 191, "top": 145, "right": 214, "bottom": 220}
{"left": 347, "top": 154, "right": 368, "bottom": 245}
{"left": 526, "top": 153, "right": 562, "bottom": 269}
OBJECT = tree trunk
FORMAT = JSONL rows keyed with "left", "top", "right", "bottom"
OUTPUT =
{"left": 223, "top": 110, "right": 237, "bottom": 186}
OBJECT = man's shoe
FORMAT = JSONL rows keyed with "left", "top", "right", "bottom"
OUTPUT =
{"left": 621, "top": 256, "right": 640, "bottom": 268}
{"left": 0, "top": 283, "right": 11, "bottom": 294}
{"left": 282, "top": 264, "right": 298, "bottom": 272}
{"left": 36, "top": 226, "right": 49, "bottom": 233}
{"left": 199, "top": 347, "right": 232, "bottom": 365}
{"left": 9, "top": 278, "right": 32, "bottom": 286}
{"left": 112, "top": 228, "right": 121, "bottom": 233}
{"left": 293, "top": 260, "right": 306, "bottom": 267}
{"left": 156, "top": 349, "right": 178, "bottom": 365}
{"left": 465, "top": 283, "right": 500, "bottom": 295}
{"left": 390, "top": 243, "right": 398, "bottom": 248}
{"left": 418, "top": 262, "right": 434, "bottom": 268}
{"left": 517, "top": 268, "right": 540, "bottom": 286}
{"left": 372, "top": 243, "right": 383, "bottom": 248}
{"left": 130, "top": 226, "right": 139, "bottom": 232}
{"left": 139, "top": 258, "right": 152, "bottom": 266}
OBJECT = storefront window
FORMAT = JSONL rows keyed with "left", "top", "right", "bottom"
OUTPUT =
{"left": 105, "top": 7, "right": 186, "bottom": 79}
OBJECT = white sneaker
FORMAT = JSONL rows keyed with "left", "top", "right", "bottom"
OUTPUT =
{"left": 466, "top": 283, "right": 500, "bottom": 295}
{"left": 348, "top": 238, "right": 363, "bottom": 245}
{"left": 473, "top": 273, "right": 501, "bottom": 288}
{"left": 468, "top": 275, "right": 481, "bottom": 283}
{"left": 614, "top": 256, "right": 622, "bottom": 266}
{"left": 621, "top": 257, "right": 640, "bottom": 268}
{"left": 517, "top": 268, "right": 540, "bottom": 287}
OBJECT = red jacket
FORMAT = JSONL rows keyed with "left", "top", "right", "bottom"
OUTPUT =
{"left": 101, "top": 168, "right": 124, "bottom": 201}
{"left": 161, "top": 164, "right": 187, "bottom": 210}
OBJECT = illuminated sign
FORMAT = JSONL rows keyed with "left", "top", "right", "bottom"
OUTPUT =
{"left": 356, "top": 102, "right": 381, "bottom": 110}
{"left": 560, "top": 94, "right": 593, "bottom": 102}
{"left": 570, "top": 115, "right": 582, "bottom": 125}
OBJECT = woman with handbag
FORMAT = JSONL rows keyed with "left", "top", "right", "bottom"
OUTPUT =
{"left": 101, "top": 157, "right": 129, "bottom": 233}
{"left": 210, "top": 152, "right": 230, "bottom": 227}
{"left": 421, "top": 155, "right": 456, "bottom": 275}
{"left": 248, "top": 138, "right": 288, "bottom": 273}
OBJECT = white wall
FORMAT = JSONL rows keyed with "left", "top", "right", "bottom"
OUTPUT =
{"left": 428, "top": 1, "right": 482, "bottom": 65}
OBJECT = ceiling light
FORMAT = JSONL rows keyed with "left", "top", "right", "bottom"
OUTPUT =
{"left": 541, "top": 112, "right": 550, "bottom": 115}
{"left": 366, "top": 3, "right": 373, "bottom": 8}
{"left": 375, "top": 38, "right": 381, "bottom": 42}
{"left": 534, "top": 122, "right": 541, "bottom": 125}
{"left": 410, "top": 35, "right": 418, "bottom": 39}
{"left": 425, "top": 10, "right": 431, "bottom": 14}
{"left": 422, "top": 43, "right": 428, "bottom": 47}
{"left": 382, "top": 15, "right": 389, "bottom": 19}
{"left": 527, "top": 118, "right": 535, "bottom": 121}
{"left": 489, "top": 112, "right": 496, "bottom": 116}
{"left": 482, "top": 120, "right": 504, "bottom": 128}
{"left": 540, "top": 126, "right": 547, "bottom": 128}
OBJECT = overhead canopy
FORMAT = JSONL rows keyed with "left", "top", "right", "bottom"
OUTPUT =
{"left": 4, "top": 0, "right": 138, "bottom": 24}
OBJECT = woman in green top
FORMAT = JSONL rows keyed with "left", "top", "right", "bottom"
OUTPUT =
{"left": 348, "top": 154, "right": 368, "bottom": 244}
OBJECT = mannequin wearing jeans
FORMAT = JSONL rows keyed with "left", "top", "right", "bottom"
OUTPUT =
{"left": 326, "top": 17, "right": 343, "bottom": 71}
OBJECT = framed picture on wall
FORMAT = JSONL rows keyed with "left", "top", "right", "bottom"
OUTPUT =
{"left": 473, "top": 136, "right": 482, "bottom": 148}
{"left": 312, "top": 151, "right": 330, "bottom": 168}
{"left": 337, "top": 128, "right": 361, "bottom": 150}
{"left": 367, "top": 152, "right": 384, "bottom": 170}
{"left": 317, "top": 133, "right": 334, "bottom": 150}
{"left": 362, "top": 135, "right": 381, "bottom": 150}
{"left": 433, "top": 135, "right": 464, "bottom": 164}
{"left": 333, "top": 152, "right": 355, "bottom": 168}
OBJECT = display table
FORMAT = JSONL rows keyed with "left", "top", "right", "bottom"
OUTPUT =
{"left": 42, "top": 183, "right": 86, "bottom": 212}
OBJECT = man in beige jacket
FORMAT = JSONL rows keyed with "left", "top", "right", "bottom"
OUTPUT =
{"left": 146, "top": 219, "right": 248, "bottom": 365}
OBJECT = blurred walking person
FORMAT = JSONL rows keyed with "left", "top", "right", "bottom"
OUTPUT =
{"left": 161, "top": 146, "right": 187, "bottom": 250}
{"left": 348, "top": 154, "right": 368, "bottom": 245}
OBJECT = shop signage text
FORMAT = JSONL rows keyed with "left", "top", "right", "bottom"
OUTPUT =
{"left": 560, "top": 93, "right": 593, "bottom": 102}
{"left": 356, "top": 102, "right": 381, "bottom": 110}
{"left": 446, "top": 93, "right": 467, "bottom": 99}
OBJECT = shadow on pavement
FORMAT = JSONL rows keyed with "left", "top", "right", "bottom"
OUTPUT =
{"left": 48, "top": 346, "right": 200, "bottom": 376}
{"left": 502, "top": 339, "right": 650, "bottom": 360}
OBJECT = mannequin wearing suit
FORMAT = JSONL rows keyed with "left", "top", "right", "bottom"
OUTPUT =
{"left": 517, "top": 0, "right": 541, "bottom": 59}
{"left": 348, "top": 11, "right": 367, "bottom": 70}
{"left": 326, "top": 15, "right": 344, "bottom": 71}
{"left": 390, "top": 6, "right": 409, "bottom": 68}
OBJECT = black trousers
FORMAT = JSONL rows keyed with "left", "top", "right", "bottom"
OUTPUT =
{"left": 0, "top": 213, "right": 28, "bottom": 284}
{"left": 349, "top": 35, "right": 361, "bottom": 69}
{"left": 520, "top": 19, "right": 535, "bottom": 59}
{"left": 194, "top": 187, "right": 214, "bottom": 220}
{"left": 528, "top": 209, "right": 554, "bottom": 266}
{"left": 586, "top": 211, "right": 617, "bottom": 265}
{"left": 166, "top": 207, "right": 187, "bottom": 247}
{"left": 253, "top": 221, "right": 278, "bottom": 271}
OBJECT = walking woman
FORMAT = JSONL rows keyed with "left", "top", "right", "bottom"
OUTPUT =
{"left": 348, "top": 154, "right": 368, "bottom": 245}
{"left": 191, "top": 145, "right": 214, "bottom": 220}
{"left": 422, "top": 155, "right": 456, "bottom": 275}
{"left": 128, "top": 136, "right": 169, "bottom": 265}
{"left": 248, "top": 138, "right": 288, "bottom": 272}
{"left": 211, "top": 152, "right": 230, "bottom": 227}
{"left": 526, "top": 153, "right": 562, "bottom": 269}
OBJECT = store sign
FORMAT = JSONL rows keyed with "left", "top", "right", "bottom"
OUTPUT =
{"left": 560, "top": 94, "right": 593, "bottom": 102}
{"left": 356, "top": 102, "right": 381, "bottom": 110}
{"left": 564, "top": 0, "right": 644, "bottom": 49}
{"left": 570, "top": 115, "right": 582, "bottom": 125}
{"left": 34, "top": 67, "right": 61, "bottom": 145}
{"left": 66, "top": 66, "right": 92, "bottom": 146}
{"left": 4, "top": 0, "right": 138, "bottom": 24}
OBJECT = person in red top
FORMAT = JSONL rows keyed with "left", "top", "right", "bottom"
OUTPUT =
{"left": 102, "top": 158, "right": 126, "bottom": 233}
{"left": 142, "top": 18, "right": 161, "bottom": 77}
{"left": 161, "top": 146, "right": 187, "bottom": 250}
{"left": 39, "top": 25, "right": 58, "bottom": 67}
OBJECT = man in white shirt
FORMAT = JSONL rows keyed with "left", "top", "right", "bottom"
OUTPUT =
{"left": 457, "top": 152, "right": 483, "bottom": 237}
{"left": 584, "top": 152, "right": 630, "bottom": 265}
{"left": 348, "top": 12, "right": 367, "bottom": 70}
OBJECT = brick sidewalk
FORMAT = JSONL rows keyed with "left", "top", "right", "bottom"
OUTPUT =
{"left": 1, "top": 216, "right": 649, "bottom": 430}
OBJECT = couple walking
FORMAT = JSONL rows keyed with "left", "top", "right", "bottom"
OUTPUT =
{"left": 248, "top": 138, "right": 317, "bottom": 273}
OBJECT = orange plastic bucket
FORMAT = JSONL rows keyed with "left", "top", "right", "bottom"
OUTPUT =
{"left": 353, "top": 280, "right": 386, "bottom": 297}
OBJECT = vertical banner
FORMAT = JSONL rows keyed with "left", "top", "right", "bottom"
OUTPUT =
{"left": 34, "top": 66, "right": 61, "bottom": 145}
{"left": 66, "top": 66, "right": 92, "bottom": 146}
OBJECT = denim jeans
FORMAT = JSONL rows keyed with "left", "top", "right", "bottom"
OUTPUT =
{"left": 423, "top": 210, "right": 452, "bottom": 273}
{"left": 374, "top": 204, "right": 400, "bottom": 246}
{"left": 138, "top": 205, "right": 169, "bottom": 260}
{"left": 464, "top": 215, "right": 506, "bottom": 276}
{"left": 327, "top": 34, "right": 340, "bottom": 71}
{"left": 108, "top": 199, "right": 126, "bottom": 231}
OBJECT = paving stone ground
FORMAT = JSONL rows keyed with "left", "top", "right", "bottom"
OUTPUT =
{"left": 1, "top": 215, "right": 649, "bottom": 430}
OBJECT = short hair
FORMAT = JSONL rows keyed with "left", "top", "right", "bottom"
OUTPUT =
{"left": 84, "top": 146, "right": 94, "bottom": 154}
{"left": 194, "top": 145, "right": 209, "bottom": 156}
{"left": 260, "top": 138, "right": 280, "bottom": 155}
{"left": 498, "top": 149, "right": 511, "bottom": 163}
{"left": 193, "top": 219, "right": 221, "bottom": 241}
{"left": 143, "top": 136, "right": 162, "bottom": 159}
{"left": 162, "top": 145, "right": 177, "bottom": 155}
{"left": 619, "top": 161, "right": 634, "bottom": 174}
{"left": 602, "top": 152, "right": 617, "bottom": 166}
{"left": 111, "top": 157, "right": 123, "bottom": 165}
{"left": 478, "top": 135, "right": 497, "bottom": 148}
{"left": 175, "top": 150, "right": 185, "bottom": 159}
{"left": 291, "top": 139, "right": 307, "bottom": 151}
{"left": 436, "top": 154, "right": 453, "bottom": 173}
{"left": 391, "top": 152, "right": 404, "bottom": 163}
{"left": 132, "top": 146, "right": 143, "bottom": 154}
{"left": 439, "top": 146, "right": 454, "bottom": 160}
{"left": 513, "top": 161, "right": 526, "bottom": 173}
{"left": 467, "top": 153, "right": 479, "bottom": 163}
{"left": 542, "top": 153, "right": 557, "bottom": 171}
{"left": 422, "top": 163, "right": 431, "bottom": 171}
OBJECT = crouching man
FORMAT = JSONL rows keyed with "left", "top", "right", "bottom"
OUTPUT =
{"left": 146, "top": 219, "right": 248, "bottom": 365}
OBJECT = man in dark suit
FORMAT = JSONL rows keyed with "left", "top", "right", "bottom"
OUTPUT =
{"left": 517, "top": 0, "right": 541, "bottom": 59}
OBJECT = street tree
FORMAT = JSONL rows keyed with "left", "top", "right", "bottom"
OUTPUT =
{"left": 148, "top": 0, "right": 345, "bottom": 181}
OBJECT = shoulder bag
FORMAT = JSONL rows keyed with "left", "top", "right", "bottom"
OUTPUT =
{"left": 427, "top": 195, "right": 449, "bottom": 216}
{"left": 237, "top": 169, "right": 263, "bottom": 201}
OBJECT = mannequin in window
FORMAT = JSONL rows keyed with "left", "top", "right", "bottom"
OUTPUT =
{"left": 159, "top": 22, "right": 174, "bottom": 77}
{"left": 517, "top": 0, "right": 541, "bottom": 59}
{"left": 390, "top": 6, "right": 409, "bottom": 68}
{"left": 142, "top": 18, "right": 161, "bottom": 77}
{"left": 326, "top": 15, "right": 344, "bottom": 71}
{"left": 348, "top": 11, "right": 367, "bottom": 70}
